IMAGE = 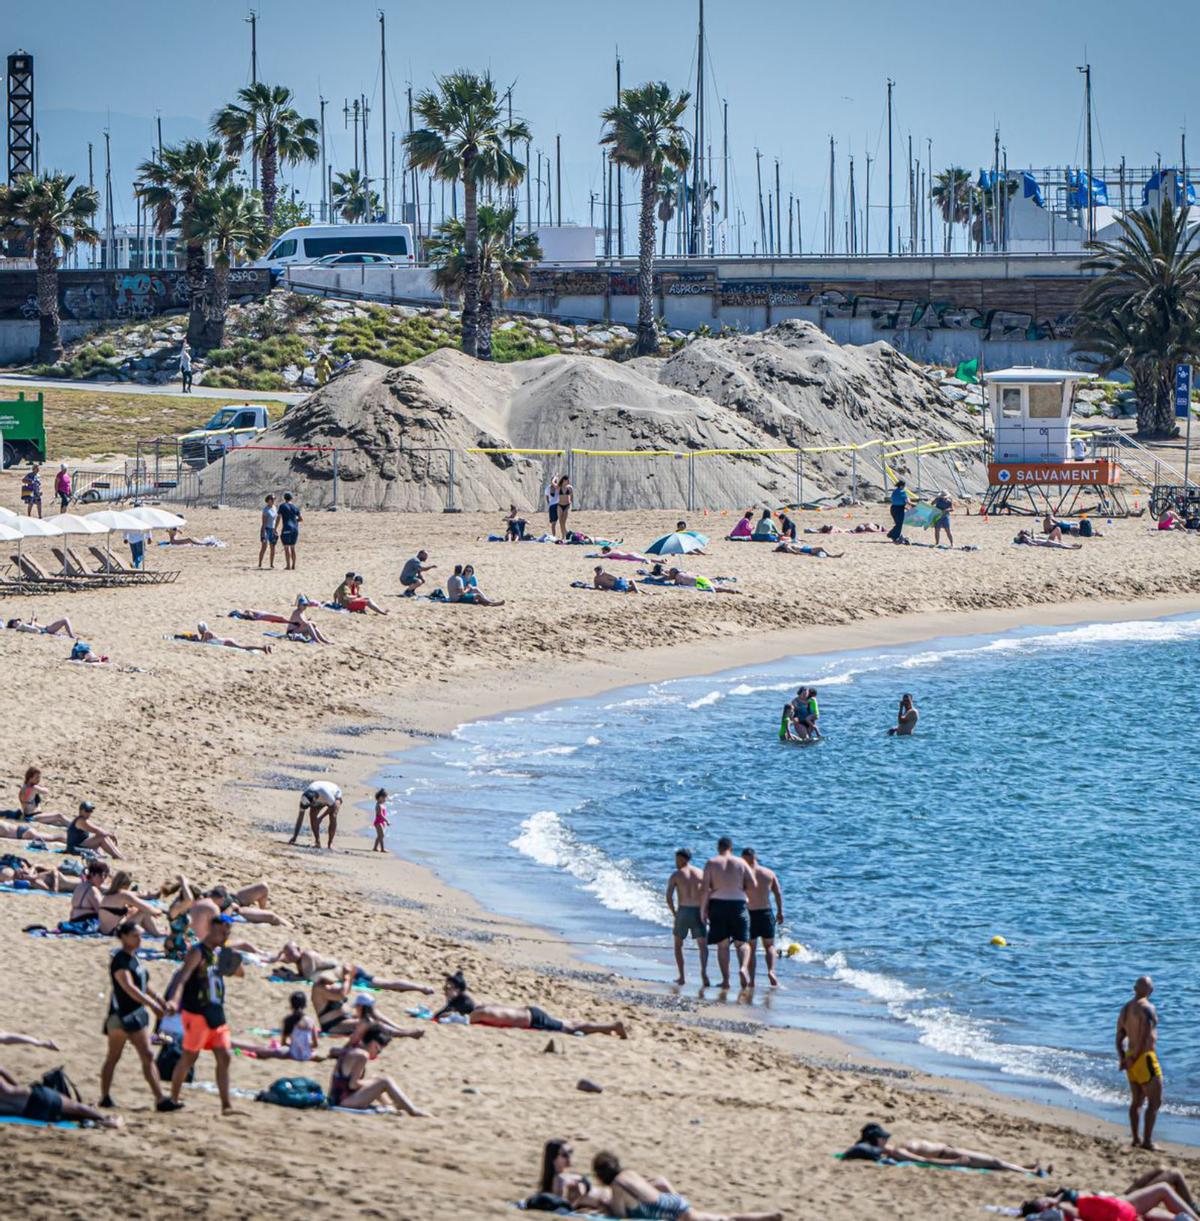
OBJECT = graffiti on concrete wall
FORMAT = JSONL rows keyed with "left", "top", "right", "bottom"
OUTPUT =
{"left": 0, "top": 269, "right": 271, "bottom": 322}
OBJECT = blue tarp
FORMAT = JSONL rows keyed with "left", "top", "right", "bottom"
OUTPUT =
{"left": 1068, "top": 169, "right": 1108, "bottom": 208}
{"left": 1142, "top": 169, "right": 1196, "bottom": 207}
{"left": 1021, "top": 172, "right": 1044, "bottom": 207}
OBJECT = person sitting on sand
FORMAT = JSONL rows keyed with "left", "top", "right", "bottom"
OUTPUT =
{"left": 96, "top": 869, "right": 165, "bottom": 936}
{"left": 1157, "top": 509, "right": 1185, "bottom": 532}
{"left": 774, "top": 541, "right": 843, "bottom": 558}
{"left": 311, "top": 973, "right": 429, "bottom": 1039}
{"left": 328, "top": 1025, "right": 429, "bottom": 1116}
{"left": 68, "top": 860, "right": 113, "bottom": 929}
{"left": 189, "top": 623, "right": 272, "bottom": 655}
{"left": 585, "top": 1150, "right": 782, "bottom": 1221}
{"left": 5, "top": 615, "right": 76, "bottom": 639}
{"left": 65, "top": 800, "right": 121, "bottom": 858}
{"left": 1015, "top": 529, "right": 1082, "bottom": 551}
{"left": 99, "top": 921, "right": 181, "bottom": 1112}
{"left": 158, "top": 878, "right": 263, "bottom": 961}
{"left": 504, "top": 507, "right": 528, "bottom": 541}
{"left": 14, "top": 766, "right": 72, "bottom": 826}
{"left": 846, "top": 1122, "right": 1047, "bottom": 1175}
{"left": 540, "top": 1139, "right": 596, "bottom": 1203}
{"left": 1021, "top": 1170, "right": 1200, "bottom": 1221}
{"left": 0, "top": 1064, "right": 120, "bottom": 1128}
{"left": 727, "top": 511, "right": 754, "bottom": 541}
{"left": 666, "top": 568, "right": 742, "bottom": 594}
{"left": 163, "top": 527, "right": 222, "bottom": 547}
{"left": 432, "top": 971, "right": 627, "bottom": 1038}
{"left": 287, "top": 596, "right": 333, "bottom": 644}
{"left": 447, "top": 565, "right": 504, "bottom": 606}
{"left": 593, "top": 566, "right": 641, "bottom": 595}
{"left": 778, "top": 511, "right": 797, "bottom": 541}
{"left": 752, "top": 509, "right": 780, "bottom": 541}
{"left": 333, "top": 572, "right": 388, "bottom": 615}
{"left": 887, "top": 693, "right": 919, "bottom": 737}
{"left": 232, "top": 991, "right": 327, "bottom": 1062}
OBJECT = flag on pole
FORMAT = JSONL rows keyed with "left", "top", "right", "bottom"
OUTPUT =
{"left": 953, "top": 358, "right": 980, "bottom": 384}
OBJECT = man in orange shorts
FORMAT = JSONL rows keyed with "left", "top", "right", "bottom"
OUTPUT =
{"left": 164, "top": 915, "right": 237, "bottom": 1114}
{"left": 1116, "top": 975, "right": 1163, "bottom": 1150}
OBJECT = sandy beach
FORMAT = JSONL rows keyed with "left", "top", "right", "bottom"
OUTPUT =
{"left": 1, "top": 498, "right": 1198, "bottom": 1220}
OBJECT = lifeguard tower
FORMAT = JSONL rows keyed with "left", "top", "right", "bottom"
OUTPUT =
{"left": 981, "top": 368, "right": 1128, "bottom": 516}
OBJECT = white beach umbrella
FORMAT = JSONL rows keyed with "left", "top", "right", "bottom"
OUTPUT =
{"left": 83, "top": 509, "right": 150, "bottom": 532}
{"left": 7, "top": 516, "right": 64, "bottom": 539}
{"left": 45, "top": 513, "right": 111, "bottom": 536}
{"left": 0, "top": 521, "right": 22, "bottom": 543}
{"left": 0, "top": 505, "right": 20, "bottom": 525}
{"left": 126, "top": 505, "right": 187, "bottom": 530}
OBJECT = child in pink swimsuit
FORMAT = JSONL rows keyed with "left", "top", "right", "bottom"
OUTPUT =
{"left": 372, "top": 789, "right": 389, "bottom": 853}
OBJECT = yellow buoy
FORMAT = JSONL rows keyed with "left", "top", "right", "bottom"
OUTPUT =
{"left": 990, "top": 935, "right": 1008, "bottom": 947}
{"left": 786, "top": 942, "right": 803, "bottom": 958}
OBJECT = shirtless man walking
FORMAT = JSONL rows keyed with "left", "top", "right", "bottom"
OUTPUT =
{"left": 741, "top": 848, "right": 784, "bottom": 987}
{"left": 1118, "top": 975, "right": 1163, "bottom": 1149}
{"left": 700, "top": 836, "right": 753, "bottom": 990}
{"left": 666, "top": 849, "right": 710, "bottom": 986}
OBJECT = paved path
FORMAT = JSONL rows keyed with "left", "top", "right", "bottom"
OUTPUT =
{"left": 0, "top": 373, "right": 305, "bottom": 405}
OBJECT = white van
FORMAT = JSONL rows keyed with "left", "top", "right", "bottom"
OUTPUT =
{"left": 257, "top": 223, "right": 416, "bottom": 268}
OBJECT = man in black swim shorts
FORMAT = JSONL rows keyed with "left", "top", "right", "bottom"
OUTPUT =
{"left": 0, "top": 1068, "right": 118, "bottom": 1127}
{"left": 700, "top": 837, "right": 754, "bottom": 989}
{"left": 527, "top": 1006, "right": 564, "bottom": 1033}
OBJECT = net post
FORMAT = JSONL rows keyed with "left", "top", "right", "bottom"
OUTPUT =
{"left": 218, "top": 447, "right": 227, "bottom": 505}
{"left": 851, "top": 448, "right": 858, "bottom": 501}
{"left": 331, "top": 447, "right": 340, "bottom": 510}
{"left": 688, "top": 452, "right": 695, "bottom": 512}
{"left": 445, "top": 448, "right": 459, "bottom": 513}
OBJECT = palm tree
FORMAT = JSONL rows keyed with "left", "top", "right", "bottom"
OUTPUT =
{"left": 1074, "top": 200, "right": 1200, "bottom": 438}
{"left": 212, "top": 83, "right": 319, "bottom": 231}
{"left": 429, "top": 205, "right": 541, "bottom": 360}
{"left": 657, "top": 166, "right": 681, "bottom": 256}
{"left": 0, "top": 172, "right": 99, "bottom": 363}
{"left": 189, "top": 185, "right": 270, "bottom": 350}
{"left": 138, "top": 139, "right": 236, "bottom": 348}
{"left": 331, "top": 169, "right": 379, "bottom": 223}
{"left": 405, "top": 71, "right": 531, "bottom": 358}
{"left": 931, "top": 167, "right": 977, "bottom": 251}
{"left": 601, "top": 82, "right": 691, "bottom": 356}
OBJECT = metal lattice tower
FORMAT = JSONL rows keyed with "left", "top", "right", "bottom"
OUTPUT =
{"left": 7, "top": 50, "right": 34, "bottom": 182}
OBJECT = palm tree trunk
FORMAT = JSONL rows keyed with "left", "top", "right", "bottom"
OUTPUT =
{"left": 207, "top": 259, "right": 230, "bottom": 351}
{"left": 635, "top": 166, "right": 659, "bottom": 356}
{"left": 185, "top": 241, "right": 209, "bottom": 348}
{"left": 261, "top": 135, "right": 278, "bottom": 231}
{"left": 34, "top": 235, "right": 62, "bottom": 365}
{"left": 461, "top": 171, "right": 480, "bottom": 358}
{"left": 1135, "top": 366, "right": 1179, "bottom": 439}
{"left": 477, "top": 267, "right": 494, "bottom": 362}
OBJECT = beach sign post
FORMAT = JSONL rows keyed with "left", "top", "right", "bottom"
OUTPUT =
{"left": 1175, "top": 364, "right": 1193, "bottom": 486}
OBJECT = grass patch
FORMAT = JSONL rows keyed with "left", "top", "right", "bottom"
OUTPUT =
{"left": 2, "top": 386, "right": 279, "bottom": 459}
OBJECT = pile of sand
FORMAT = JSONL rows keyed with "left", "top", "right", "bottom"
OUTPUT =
{"left": 205, "top": 321, "right": 984, "bottom": 511}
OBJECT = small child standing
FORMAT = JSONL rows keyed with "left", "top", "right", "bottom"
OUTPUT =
{"left": 372, "top": 787, "right": 390, "bottom": 853}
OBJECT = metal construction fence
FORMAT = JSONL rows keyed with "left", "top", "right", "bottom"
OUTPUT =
{"left": 72, "top": 434, "right": 987, "bottom": 513}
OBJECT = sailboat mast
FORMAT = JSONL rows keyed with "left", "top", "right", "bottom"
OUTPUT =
{"left": 615, "top": 51, "right": 623, "bottom": 259}
{"left": 886, "top": 79, "right": 894, "bottom": 255}
{"left": 379, "top": 10, "right": 388, "bottom": 221}
{"left": 691, "top": 0, "right": 705, "bottom": 254}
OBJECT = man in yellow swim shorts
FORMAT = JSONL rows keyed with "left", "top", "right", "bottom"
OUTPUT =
{"left": 1117, "top": 975, "right": 1163, "bottom": 1150}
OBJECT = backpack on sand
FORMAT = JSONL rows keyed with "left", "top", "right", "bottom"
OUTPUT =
{"left": 256, "top": 1076, "right": 326, "bottom": 1109}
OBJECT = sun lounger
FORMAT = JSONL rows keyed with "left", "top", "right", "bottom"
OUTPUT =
{"left": 51, "top": 547, "right": 137, "bottom": 587}
{"left": 6, "top": 554, "right": 90, "bottom": 592}
{"left": 86, "top": 546, "right": 179, "bottom": 584}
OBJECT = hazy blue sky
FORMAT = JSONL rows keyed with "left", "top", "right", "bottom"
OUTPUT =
{"left": 11, "top": 0, "right": 1199, "bottom": 249}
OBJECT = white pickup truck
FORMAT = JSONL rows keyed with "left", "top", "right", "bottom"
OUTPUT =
{"left": 179, "top": 404, "right": 272, "bottom": 468}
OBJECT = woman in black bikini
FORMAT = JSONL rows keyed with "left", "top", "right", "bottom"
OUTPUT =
{"left": 311, "top": 972, "right": 428, "bottom": 1039}
{"left": 327, "top": 1025, "right": 428, "bottom": 1115}
{"left": 69, "top": 860, "right": 111, "bottom": 928}
{"left": 96, "top": 870, "right": 164, "bottom": 936}
{"left": 16, "top": 767, "right": 71, "bottom": 826}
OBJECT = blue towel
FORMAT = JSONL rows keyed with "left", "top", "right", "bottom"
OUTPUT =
{"left": 0, "top": 1114, "right": 80, "bottom": 1128}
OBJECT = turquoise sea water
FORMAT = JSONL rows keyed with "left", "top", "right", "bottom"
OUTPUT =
{"left": 377, "top": 614, "right": 1200, "bottom": 1141}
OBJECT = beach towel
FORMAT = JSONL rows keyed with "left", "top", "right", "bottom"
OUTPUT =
{"left": 0, "top": 1115, "right": 82, "bottom": 1129}
{"left": 904, "top": 503, "right": 943, "bottom": 529}
{"left": 263, "top": 632, "right": 319, "bottom": 643}
{"left": 0, "top": 883, "right": 70, "bottom": 896}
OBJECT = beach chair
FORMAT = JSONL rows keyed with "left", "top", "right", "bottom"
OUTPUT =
{"left": 52, "top": 547, "right": 132, "bottom": 587}
{"left": 7, "top": 553, "right": 85, "bottom": 592}
{"left": 86, "top": 545, "right": 179, "bottom": 585}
